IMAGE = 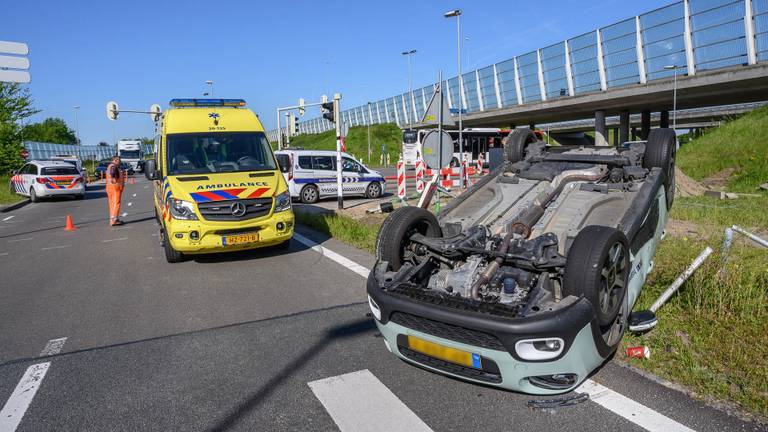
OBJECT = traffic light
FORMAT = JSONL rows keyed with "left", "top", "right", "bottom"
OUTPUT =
{"left": 298, "top": 98, "right": 305, "bottom": 117}
{"left": 321, "top": 100, "right": 335, "bottom": 123}
{"left": 290, "top": 114, "right": 299, "bottom": 136}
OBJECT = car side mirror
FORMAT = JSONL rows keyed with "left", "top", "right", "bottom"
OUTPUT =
{"left": 144, "top": 160, "right": 158, "bottom": 181}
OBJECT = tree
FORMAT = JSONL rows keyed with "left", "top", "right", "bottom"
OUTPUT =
{"left": 139, "top": 137, "right": 154, "bottom": 146}
{"left": 0, "top": 83, "right": 39, "bottom": 173}
{"left": 22, "top": 118, "right": 77, "bottom": 145}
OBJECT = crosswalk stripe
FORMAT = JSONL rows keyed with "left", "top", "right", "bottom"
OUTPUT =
{"left": 308, "top": 369, "right": 433, "bottom": 432}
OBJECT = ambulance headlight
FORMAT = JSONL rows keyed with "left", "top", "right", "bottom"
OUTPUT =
{"left": 275, "top": 191, "right": 292, "bottom": 213}
{"left": 169, "top": 198, "right": 198, "bottom": 220}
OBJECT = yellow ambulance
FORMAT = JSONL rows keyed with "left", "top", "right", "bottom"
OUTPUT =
{"left": 144, "top": 99, "right": 294, "bottom": 263}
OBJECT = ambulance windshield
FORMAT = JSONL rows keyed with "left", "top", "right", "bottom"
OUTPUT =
{"left": 166, "top": 132, "right": 277, "bottom": 175}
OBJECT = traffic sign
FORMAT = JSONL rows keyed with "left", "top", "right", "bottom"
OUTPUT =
{"left": 19, "top": 148, "right": 29, "bottom": 159}
{"left": 0, "top": 41, "right": 30, "bottom": 83}
{"left": 449, "top": 108, "right": 467, "bottom": 114}
{"left": 0, "top": 70, "right": 30, "bottom": 83}
{"left": 0, "top": 55, "right": 29, "bottom": 70}
{"left": 421, "top": 130, "right": 453, "bottom": 168}
{"left": 106, "top": 101, "right": 119, "bottom": 121}
{"left": 0, "top": 41, "right": 28, "bottom": 55}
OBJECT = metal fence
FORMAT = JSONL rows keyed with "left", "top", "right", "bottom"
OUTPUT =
{"left": 267, "top": 0, "right": 763, "bottom": 142}
{"left": 24, "top": 141, "right": 154, "bottom": 162}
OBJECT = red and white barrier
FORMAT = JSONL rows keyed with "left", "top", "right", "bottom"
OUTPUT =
{"left": 415, "top": 159, "right": 425, "bottom": 193}
{"left": 397, "top": 158, "right": 406, "bottom": 199}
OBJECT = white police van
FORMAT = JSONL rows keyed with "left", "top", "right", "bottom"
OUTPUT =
{"left": 274, "top": 149, "right": 386, "bottom": 204}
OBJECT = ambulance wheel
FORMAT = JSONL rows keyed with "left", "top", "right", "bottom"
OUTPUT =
{"left": 29, "top": 187, "right": 39, "bottom": 203}
{"left": 162, "top": 229, "right": 184, "bottom": 263}
{"left": 366, "top": 182, "right": 382, "bottom": 199}
{"left": 300, "top": 184, "right": 319, "bottom": 204}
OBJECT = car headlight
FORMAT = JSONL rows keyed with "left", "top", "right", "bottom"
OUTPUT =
{"left": 515, "top": 338, "right": 564, "bottom": 361}
{"left": 169, "top": 198, "right": 198, "bottom": 220}
{"left": 274, "top": 190, "right": 291, "bottom": 213}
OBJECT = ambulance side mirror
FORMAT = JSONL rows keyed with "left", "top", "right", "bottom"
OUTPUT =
{"left": 144, "top": 160, "right": 158, "bottom": 181}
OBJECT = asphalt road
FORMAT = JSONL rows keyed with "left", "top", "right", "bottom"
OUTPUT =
{"left": 0, "top": 177, "right": 761, "bottom": 431}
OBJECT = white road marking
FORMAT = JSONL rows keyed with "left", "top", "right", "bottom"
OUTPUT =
{"left": 302, "top": 236, "right": 699, "bottom": 432}
{"left": 309, "top": 369, "right": 433, "bottom": 432}
{"left": 132, "top": 193, "right": 137, "bottom": 197}
{"left": 0, "top": 363, "right": 50, "bottom": 432}
{"left": 7, "top": 237, "right": 33, "bottom": 243}
{"left": 143, "top": 185, "right": 148, "bottom": 189}
{"left": 121, "top": 212, "right": 127, "bottom": 217}
{"left": 127, "top": 202, "right": 132, "bottom": 206}
{"left": 40, "top": 245, "right": 70, "bottom": 251}
{"left": 39, "top": 337, "right": 67, "bottom": 357}
{"left": 293, "top": 233, "right": 369, "bottom": 278}
{"left": 102, "top": 237, "right": 128, "bottom": 243}
{"left": 2, "top": 215, "right": 14, "bottom": 221}
{"left": 575, "top": 380, "right": 695, "bottom": 432}
{"left": 0, "top": 252, "right": 8, "bottom": 256}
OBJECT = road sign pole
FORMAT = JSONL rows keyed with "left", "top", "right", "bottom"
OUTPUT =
{"left": 334, "top": 94, "right": 343, "bottom": 210}
{"left": 276, "top": 109, "right": 283, "bottom": 150}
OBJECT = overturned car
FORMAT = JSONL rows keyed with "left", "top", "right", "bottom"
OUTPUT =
{"left": 367, "top": 128, "right": 676, "bottom": 394}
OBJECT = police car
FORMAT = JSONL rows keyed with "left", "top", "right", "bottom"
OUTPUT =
{"left": 9, "top": 160, "right": 86, "bottom": 202}
{"left": 274, "top": 149, "right": 386, "bottom": 203}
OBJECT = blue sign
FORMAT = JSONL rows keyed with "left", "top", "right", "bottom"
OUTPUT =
{"left": 449, "top": 108, "right": 468, "bottom": 114}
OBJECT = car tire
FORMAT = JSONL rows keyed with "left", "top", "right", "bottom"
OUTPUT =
{"left": 162, "top": 228, "right": 184, "bottom": 263}
{"left": 29, "top": 187, "right": 39, "bottom": 203}
{"left": 563, "top": 225, "right": 630, "bottom": 328}
{"left": 376, "top": 206, "right": 442, "bottom": 271}
{"left": 643, "top": 128, "right": 676, "bottom": 209}
{"left": 504, "top": 129, "right": 538, "bottom": 163}
{"left": 300, "top": 184, "right": 319, "bottom": 204}
{"left": 365, "top": 182, "right": 382, "bottom": 199}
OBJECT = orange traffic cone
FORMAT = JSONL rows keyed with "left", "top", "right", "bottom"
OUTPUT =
{"left": 64, "top": 214, "right": 76, "bottom": 231}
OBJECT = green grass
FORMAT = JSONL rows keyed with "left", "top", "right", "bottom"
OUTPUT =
{"left": 0, "top": 174, "right": 24, "bottom": 205}
{"left": 276, "top": 123, "right": 404, "bottom": 166}
{"left": 672, "top": 195, "right": 768, "bottom": 231}
{"left": 677, "top": 105, "right": 768, "bottom": 192}
{"left": 294, "top": 209, "right": 379, "bottom": 254}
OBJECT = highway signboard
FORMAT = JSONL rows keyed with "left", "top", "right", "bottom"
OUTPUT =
{"left": 0, "top": 40, "right": 30, "bottom": 83}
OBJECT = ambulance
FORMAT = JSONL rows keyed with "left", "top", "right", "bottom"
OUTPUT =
{"left": 143, "top": 99, "right": 294, "bottom": 263}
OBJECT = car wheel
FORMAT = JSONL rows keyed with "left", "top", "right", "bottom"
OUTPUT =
{"left": 376, "top": 206, "right": 442, "bottom": 271}
{"left": 366, "top": 182, "right": 382, "bottom": 199}
{"left": 643, "top": 128, "right": 676, "bottom": 209}
{"left": 162, "top": 228, "right": 184, "bottom": 263}
{"left": 504, "top": 129, "right": 539, "bottom": 163}
{"left": 300, "top": 184, "right": 319, "bottom": 204}
{"left": 29, "top": 187, "right": 39, "bottom": 203}
{"left": 563, "top": 226, "right": 629, "bottom": 328}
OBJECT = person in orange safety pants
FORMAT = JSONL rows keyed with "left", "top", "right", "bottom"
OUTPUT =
{"left": 106, "top": 156, "right": 125, "bottom": 226}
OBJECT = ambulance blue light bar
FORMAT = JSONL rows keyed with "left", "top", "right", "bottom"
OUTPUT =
{"left": 169, "top": 99, "right": 247, "bottom": 107}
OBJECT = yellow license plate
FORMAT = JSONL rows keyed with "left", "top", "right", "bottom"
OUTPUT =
{"left": 222, "top": 233, "right": 259, "bottom": 245}
{"left": 407, "top": 335, "right": 482, "bottom": 369}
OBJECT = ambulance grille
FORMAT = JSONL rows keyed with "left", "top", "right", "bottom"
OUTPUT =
{"left": 197, "top": 198, "right": 273, "bottom": 221}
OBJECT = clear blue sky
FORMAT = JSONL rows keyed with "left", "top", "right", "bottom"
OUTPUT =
{"left": 5, "top": 0, "right": 673, "bottom": 145}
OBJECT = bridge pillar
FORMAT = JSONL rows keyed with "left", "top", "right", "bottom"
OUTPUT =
{"left": 595, "top": 110, "right": 608, "bottom": 146}
{"left": 641, "top": 110, "right": 651, "bottom": 139}
{"left": 660, "top": 110, "right": 670, "bottom": 128}
{"left": 619, "top": 110, "right": 630, "bottom": 146}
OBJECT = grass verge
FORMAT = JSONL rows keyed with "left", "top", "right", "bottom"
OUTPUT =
{"left": 294, "top": 209, "right": 378, "bottom": 254}
{"left": 0, "top": 174, "right": 25, "bottom": 206}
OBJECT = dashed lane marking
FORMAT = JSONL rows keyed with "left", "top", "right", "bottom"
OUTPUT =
{"left": 127, "top": 202, "right": 132, "bottom": 206}
{"left": 39, "top": 337, "right": 67, "bottom": 357}
{"left": 102, "top": 237, "right": 128, "bottom": 243}
{"left": 292, "top": 233, "right": 369, "bottom": 278}
{"left": 132, "top": 193, "right": 137, "bottom": 197}
{"left": 0, "top": 252, "right": 8, "bottom": 256}
{"left": 309, "top": 369, "right": 433, "bottom": 432}
{"left": 2, "top": 215, "right": 14, "bottom": 221}
{"left": 40, "top": 245, "right": 71, "bottom": 251}
{"left": 7, "top": 237, "right": 33, "bottom": 243}
{"left": 0, "top": 338, "right": 66, "bottom": 431}
{"left": 298, "top": 235, "right": 699, "bottom": 432}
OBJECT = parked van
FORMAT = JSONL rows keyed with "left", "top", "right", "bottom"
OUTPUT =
{"left": 143, "top": 99, "right": 294, "bottom": 263}
{"left": 274, "top": 149, "right": 386, "bottom": 204}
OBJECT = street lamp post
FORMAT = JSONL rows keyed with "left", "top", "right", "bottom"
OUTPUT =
{"left": 445, "top": 8, "right": 464, "bottom": 187}
{"left": 401, "top": 49, "right": 417, "bottom": 129}
{"left": 73, "top": 105, "right": 80, "bottom": 145}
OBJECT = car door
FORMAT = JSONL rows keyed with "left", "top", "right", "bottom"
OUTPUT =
{"left": 312, "top": 155, "right": 337, "bottom": 197}
{"left": 22, "top": 164, "right": 37, "bottom": 194}
{"left": 341, "top": 157, "right": 364, "bottom": 195}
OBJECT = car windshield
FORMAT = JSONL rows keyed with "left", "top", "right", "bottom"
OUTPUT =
{"left": 403, "top": 130, "right": 418, "bottom": 144}
{"left": 41, "top": 166, "right": 79, "bottom": 175}
{"left": 166, "top": 132, "right": 276, "bottom": 175}
{"left": 119, "top": 150, "right": 142, "bottom": 158}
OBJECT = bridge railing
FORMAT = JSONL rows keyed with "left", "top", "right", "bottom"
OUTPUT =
{"left": 268, "top": 0, "right": 764, "bottom": 141}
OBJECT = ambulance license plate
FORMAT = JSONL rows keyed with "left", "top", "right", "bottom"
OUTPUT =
{"left": 407, "top": 335, "right": 482, "bottom": 369}
{"left": 222, "top": 233, "right": 259, "bottom": 246}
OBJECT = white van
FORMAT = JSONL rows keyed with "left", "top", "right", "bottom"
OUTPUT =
{"left": 274, "top": 149, "right": 386, "bottom": 204}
